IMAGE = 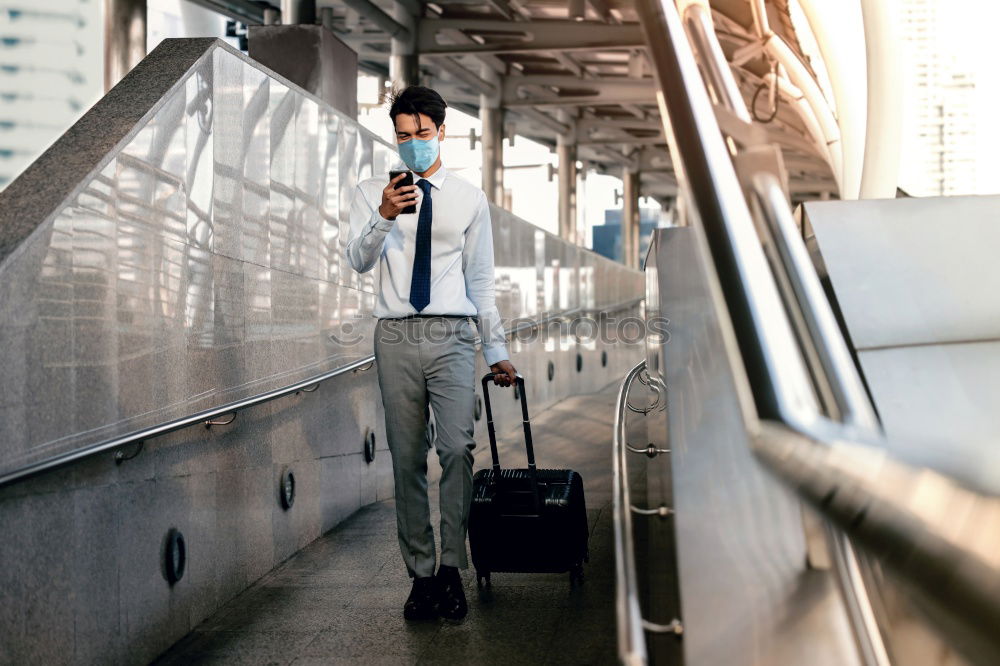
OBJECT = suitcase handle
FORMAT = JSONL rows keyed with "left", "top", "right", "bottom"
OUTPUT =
{"left": 481, "top": 373, "right": 542, "bottom": 515}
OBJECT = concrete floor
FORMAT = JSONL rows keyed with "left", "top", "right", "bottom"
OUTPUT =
{"left": 153, "top": 384, "right": 620, "bottom": 666}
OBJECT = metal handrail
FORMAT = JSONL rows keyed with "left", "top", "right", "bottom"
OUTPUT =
{"left": 747, "top": 174, "right": 890, "bottom": 666}
{"left": 0, "top": 297, "right": 644, "bottom": 489}
{"left": 748, "top": 173, "right": 879, "bottom": 434}
{"left": 613, "top": 359, "right": 683, "bottom": 666}
{"left": 0, "top": 354, "right": 378, "bottom": 488}
{"left": 636, "top": 0, "right": 1000, "bottom": 663}
{"left": 640, "top": 0, "right": 821, "bottom": 431}
{"left": 753, "top": 422, "right": 1000, "bottom": 664}
{"left": 504, "top": 296, "right": 645, "bottom": 338}
{"left": 678, "top": 13, "right": 892, "bottom": 665}
{"left": 613, "top": 360, "right": 652, "bottom": 666}
{"left": 683, "top": 3, "right": 751, "bottom": 124}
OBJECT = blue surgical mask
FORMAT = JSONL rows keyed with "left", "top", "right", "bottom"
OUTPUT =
{"left": 398, "top": 132, "right": 440, "bottom": 172}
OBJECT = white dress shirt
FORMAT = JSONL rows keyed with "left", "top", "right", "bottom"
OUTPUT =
{"left": 346, "top": 166, "right": 509, "bottom": 366}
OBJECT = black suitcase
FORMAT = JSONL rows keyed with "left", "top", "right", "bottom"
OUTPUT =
{"left": 469, "top": 373, "right": 589, "bottom": 589}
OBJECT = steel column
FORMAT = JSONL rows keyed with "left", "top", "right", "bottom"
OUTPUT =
{"left": 622, "top": 168, "right": 640, "bottom": 268}
{"left": 390, "top": 4, "right": 419, "bottom": 88}
{"left": 480, "top": 66, "right": 504, "bottom": 204}
{"left": 557, "top": 110, "right": 578, "bottom": 244}
{"left": 280, "top": 0, "right": 316, "bottom": 24}
{"left": 104, "top": 0, "right": 146, "bottom": 92}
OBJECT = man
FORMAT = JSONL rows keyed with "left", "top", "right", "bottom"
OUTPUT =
{"left": 345, "top": 85, "right": 517, "bottom": 623}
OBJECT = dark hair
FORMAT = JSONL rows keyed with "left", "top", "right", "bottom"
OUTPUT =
{"left": 388, "top": 86, "right": 448, "bottom": 129}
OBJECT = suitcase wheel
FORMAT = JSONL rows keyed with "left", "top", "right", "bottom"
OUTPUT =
{"left": 569, "top": 563, "right": 585, "bottom": 588}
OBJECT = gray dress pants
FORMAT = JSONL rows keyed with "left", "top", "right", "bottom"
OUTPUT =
{"left": 374, "top": 315, "right": 478, "bottom": 578}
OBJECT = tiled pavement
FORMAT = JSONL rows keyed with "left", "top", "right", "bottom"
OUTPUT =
{"left": 154, "top": 384, "right": 620, "bottom": 665}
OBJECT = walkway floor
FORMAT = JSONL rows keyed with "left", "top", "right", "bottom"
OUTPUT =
{"left": 154, "top": 384, "right": 620, "bottom": 666}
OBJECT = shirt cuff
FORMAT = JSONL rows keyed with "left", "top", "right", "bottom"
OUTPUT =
{"left": 483, "top": 344, "right": 509, "bottom": 366}
{"left": 372, "top": 210, "right": 395, "bottom": 232}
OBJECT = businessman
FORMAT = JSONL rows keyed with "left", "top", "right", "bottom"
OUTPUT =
{"left": 346, "top": 85, "right": 517, "bottom": 622}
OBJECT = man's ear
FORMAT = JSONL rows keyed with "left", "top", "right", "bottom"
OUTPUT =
{"left": 438, "top": 124, "right": 446, "bottom": 141}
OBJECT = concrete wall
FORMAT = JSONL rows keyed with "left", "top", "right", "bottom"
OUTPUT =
{"left": 0, "top": 366, "right": 390, "bottom": 664}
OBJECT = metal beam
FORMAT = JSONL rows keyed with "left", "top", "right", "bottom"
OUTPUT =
{"left": 189, "top": 0, "right": 266, "bottom": 24}
{"left": 637, "top": 148, "right": 672, "bottom": 171}
{"left": 504, "top": 93, "right": 656, "bottom": 107}
{"left": 788, "top": 179, "right": 840, "bottom": 194}
{"left": 553, "top": 52, "right": 585, "bottom": 77}
{"left": 432, "top": 29, "right": 507, "bottom": 75}
{"left": 783, "top": 155, "right": 833, "bottom": 175}
{"left": 581, "top": 144, "right": 633, "bottom": 167}
{"left": 484, "top": 0, "right": 517, "bottom": 20}
{"left": 394, "top": 0, "right": 421, "bottom": 15}
{"left": 419, "top": 20, "right": 644, "bottom": 56}
{"left": 578, "top": 117, "right": 660, "bottom": 132}
{"left": 621, "top": 104, "right": 647, "bottom": 119}
{"left": 344, "top": 0, "right": 410, "bottom": 39}
{"left": 503, "top": 74, "right": 653, "bottom": 90}
{"left": 434, "top": 57, "right": 498, "bottom": 96}
{"left": 509, "top": 107, "right": 570, "bottom": 134}
{"left": 503, "top": 75, "right": 656, "bottom": 106}
{"left": 586, "top": 0, "right": 616, "bottom": 23}
{"left": 423, "top": 80, "right": 479, "bottom": 106}
{"left": 577, "top": 135, "right": 665, "bottom": 146}
{"left": 340, "top": 32, "right": 392, "bottom": 44}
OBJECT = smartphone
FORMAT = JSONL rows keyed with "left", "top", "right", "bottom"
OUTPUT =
{"left": 389, "top": 170, "right": 417, "bottom": 215}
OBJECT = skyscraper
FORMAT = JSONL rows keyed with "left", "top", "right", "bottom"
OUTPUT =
{"left": 898, "top": 0, "right": 979, "bottom": 196}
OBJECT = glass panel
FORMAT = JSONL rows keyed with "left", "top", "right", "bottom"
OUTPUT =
{"left": 0, "top": 42, "right": 645, "bottom": 482}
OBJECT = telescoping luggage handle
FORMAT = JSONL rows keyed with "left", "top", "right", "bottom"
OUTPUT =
{"left": 481, "top": 373, "right": 542, "bottom": 515}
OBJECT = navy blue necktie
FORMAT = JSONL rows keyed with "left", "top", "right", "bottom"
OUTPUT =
{"left": 409, "top": 179, "right": 433, "bottom": 312}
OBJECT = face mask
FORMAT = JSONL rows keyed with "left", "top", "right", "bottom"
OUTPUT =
{"left": 398, "top": 131, "right": 440, "bottom": 173}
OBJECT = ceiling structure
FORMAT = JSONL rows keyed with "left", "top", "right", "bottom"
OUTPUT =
{"left": 205, "top": 0, "right": 840, "bottom": 205}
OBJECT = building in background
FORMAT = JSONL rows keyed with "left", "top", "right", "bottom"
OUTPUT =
{"left": 0, "top": 0, "right": 102, "bottom": 189}
{"left": 0, "top": 0, "right": 238, "bottom": 192}
{"left": 897, "top": 0, "right": 989, "bottom": 196}
{"left": 591, "top": 207, "right": 660, "bottom": 267}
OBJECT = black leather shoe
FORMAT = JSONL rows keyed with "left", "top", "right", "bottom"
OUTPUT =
{"left": 403, "top": 577, "right": 438, "bottom": 621}
{"left": 434, "top": 565, "right": 468, "bottom": 622}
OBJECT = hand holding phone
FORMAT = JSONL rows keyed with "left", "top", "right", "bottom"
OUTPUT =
{"left": 379, "top": 171, "right": 418, "bottom": 220}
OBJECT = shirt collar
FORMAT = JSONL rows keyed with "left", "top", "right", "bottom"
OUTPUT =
{"left": 417, "top": 166, "right": 448, "bottom": 190}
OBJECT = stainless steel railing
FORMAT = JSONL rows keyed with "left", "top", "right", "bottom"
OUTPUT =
{"left": 0, "top": 355, "right": 377, "bottom": 487}
{"left": 613, "top": 360, "right": 652, "bottom": 666}
{"left": 748, "top": 173, "right": 890, "bottom": 666}
{"left": 634, "top": 0, "right": 1000, "bottom": 664}
{"left": 613, "top": 360, "right": 682, "bottom": 666}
